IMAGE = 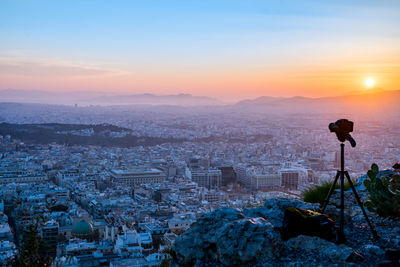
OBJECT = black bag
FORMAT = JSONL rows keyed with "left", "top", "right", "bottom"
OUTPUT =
{"left": 280, "top": 207, "right": 338, "bottom": 243}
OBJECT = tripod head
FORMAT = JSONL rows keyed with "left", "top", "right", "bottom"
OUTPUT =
{"left": 329, "top": 119, "right": 356, "bottom": 147}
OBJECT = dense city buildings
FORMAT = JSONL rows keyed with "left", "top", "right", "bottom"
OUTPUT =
{"left": 0, "top": 170, "right": 48, "bottom": 184}
{"left": 0, "top": 104, "right": 398, "bottom": 266}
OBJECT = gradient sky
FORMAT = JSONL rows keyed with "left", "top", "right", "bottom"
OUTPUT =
{"left": 1, "top": 0, "right": 399, "bottom": 101}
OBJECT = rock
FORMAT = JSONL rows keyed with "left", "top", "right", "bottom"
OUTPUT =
{"left": 215, "top": 217, "right": 282, "bottom": 265}
{"left": 243, "top": 207, "right": 282, "bottom": 228}
{"left": 264, "top": 198, "right": 318, "bottom": 210}
{"left": 378, "top": 259, "right": 399, "bottom": 267}
{"left": 394, "top": 236, "right": 400, "bottom": 247}
{"left": 248, "top": 198, "right": 320, "bottom": 228}
{"left": 173, "top": 208, "right": 283, "bottom": 266}
{"left": 173, "top": 208, "right": 244, "bottom": 265}
{"left": 172, "top": 197, "right": 396, "bottom": 266}
{"left": 363, "top": 244, "right": 385, "bottom": 257}
{"left": 346, "top": 251, "right": 365, "bottom": 263}
{"left": 285, "top": 235, "right": 355, "bottom": 262}
{"left": 323, "top": 205, "right": 353, "bottom": 227}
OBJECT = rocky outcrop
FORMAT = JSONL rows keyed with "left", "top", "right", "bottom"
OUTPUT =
{"left": 173, "top": 199, "right": 335, "bottom": 266}
{"left": 173, "top": 208, "right": 282, "bottom": 266}
{"left": 172, "top": 197, "right": 400, "bottom": 266}
{"left": 250, "top": 198, "right": 319, "bottom": 228}
{"left": 286, "top": 235, "right": 354, "bottom": 261}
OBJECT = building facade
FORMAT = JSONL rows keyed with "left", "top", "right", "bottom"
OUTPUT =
{"left": 110, "top": 168, "right": 166, "bottom": 186}
{"left": 191, "top": 169, "right": 221, "bottom": 189}
{"left": 0, "top": 170, "right": 48, "bottom": 184}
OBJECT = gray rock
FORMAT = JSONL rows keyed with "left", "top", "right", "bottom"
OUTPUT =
{"left": 243, "top": 198, "right": 320, "bottom": 228}
{"left": 285, "top": 235, "right": 354, "bottom": 262}
{"left": 172, "top": 197, "right": 396, "bottom": 266}
{"left": 173, "top": 208, "right": 283, "bottom": 266}
{"left": 323, "top": 205, "right": 353, "bottom": 226}
{"left": 263, "top": 198, "right": 318, "bottom": 210}
{"left": 215, "top": 217, "right": 282, "bottom": 265}
{"left": 243, "top": 206, "right": 283, "bottom": 228}
{"left": 363, "top": 244, "right": 385, "bottom": 257}
{"left": 173, "top": 208, "right": 244, "bottom": 265}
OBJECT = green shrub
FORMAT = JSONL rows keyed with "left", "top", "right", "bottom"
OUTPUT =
{"left": 161, "top": 246, "right": 177, "bottom": 261}
{"left": 363, "top": 163, "right": 400, "bottom": 217}
{"left": 303, "top": 180, "right": 351, "bottom": 205}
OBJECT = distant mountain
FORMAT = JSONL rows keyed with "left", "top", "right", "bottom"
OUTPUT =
{"left": 1, "top": 89, "right": 398, "bottom": 114}
{"left": 85, "top": 93, "right": 224, "bottom": 106}
{"left": 234, "top": 90, "right": 400, "bottom": 115}
{"left": 235, "top": 96, "right": 282, "bottom": 106}
{"left": 0, "top": 89, "right": 224, "bottom": 106}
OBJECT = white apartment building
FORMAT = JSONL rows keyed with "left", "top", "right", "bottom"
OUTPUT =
{"left": 110, "top": 167, "right": 166, "bottom": 186}
{"left": 190, "top": 169, "right": 221, "bottom": 189}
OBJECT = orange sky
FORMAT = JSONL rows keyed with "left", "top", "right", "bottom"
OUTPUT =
{"left": 1, "top": 52, "right": 398, "bottom": 102}
{"left": 1, "top": 1, "right": 399, "bottom": 102}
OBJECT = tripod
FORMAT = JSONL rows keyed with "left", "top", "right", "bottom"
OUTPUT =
{"left": 321, "top": 143, "right": 378, "bottom": 244}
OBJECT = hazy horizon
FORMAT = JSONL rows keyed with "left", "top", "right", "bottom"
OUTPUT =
{"left": 0, "top": 87, "right": 399, "bottom": 106}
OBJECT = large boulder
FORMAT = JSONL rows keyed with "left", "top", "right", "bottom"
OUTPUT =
{"left": 215, "top": 217, "right": 282, "bottom": 265}
{"left": 243, "top": 198, "right": 319, "bottom": 228}
{"left": 286, "top": 235, "right": 355, "bottom": 262}
{"left": 172, "top": 198, "right": 375, "bottom": 266}
{"left": 263, "top": 198, "right": 317, "bottom": 210}
{"left": 173, "top": 208, "right": 244, "bottom": 265}
{"left": 173, "top": 208, "right": 283, "bottom": 266}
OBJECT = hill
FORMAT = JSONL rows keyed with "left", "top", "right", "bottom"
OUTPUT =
{"left": 0, "top": 123, "right": 272, "bottom": 147}
{"left": 0, "top": 123, "right": 181, "bottom": 147}
{"left": 235, "top": 90, "right": 400, "bottom": 116}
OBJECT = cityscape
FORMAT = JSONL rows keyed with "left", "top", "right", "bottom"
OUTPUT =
{"left": 1, "top": 0, "right": 400, "bottom": 266}
{"left": 0, "top": 100, "right": 399, "bottom": 265}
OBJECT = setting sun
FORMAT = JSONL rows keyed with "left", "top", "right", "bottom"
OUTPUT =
{"left": 365, "top": 78, "right": 375, "bottom": 88}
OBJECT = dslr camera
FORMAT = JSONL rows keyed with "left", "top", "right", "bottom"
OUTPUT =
{"left": 329, "top": 119, "right": 356, "bottom": 147}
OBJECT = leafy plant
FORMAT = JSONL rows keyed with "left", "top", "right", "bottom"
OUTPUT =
{"left": 363, "top": 163, "right": 400, "bottom": 217}
{"left": 303, "top": 180, "right": 351, "bottom": 205}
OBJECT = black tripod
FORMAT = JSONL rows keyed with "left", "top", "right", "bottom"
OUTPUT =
{"left": 321, "top": 143, "right": 378, "bottom": 243}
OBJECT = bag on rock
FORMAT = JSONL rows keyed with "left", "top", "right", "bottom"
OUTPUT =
{"left": 280, "top": 207, "right": 338, "bottom": 243}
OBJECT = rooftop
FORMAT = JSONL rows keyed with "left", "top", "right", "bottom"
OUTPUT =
{"left": 111, "top": 168, "right": 162, "bottom": 175}
{"left": 72, "top": 220, "right": 93, "bottom": 235}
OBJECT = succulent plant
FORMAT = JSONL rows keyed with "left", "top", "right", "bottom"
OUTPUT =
{"left": 363, "top": 163, "right": 400, "bottom": 217}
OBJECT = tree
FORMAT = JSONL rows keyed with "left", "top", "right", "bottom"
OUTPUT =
{"left": 160, "top": 258, "right": 170, "bottom": 267}
{"left": 11, "top": 224, "right": 52, "bottom": 267}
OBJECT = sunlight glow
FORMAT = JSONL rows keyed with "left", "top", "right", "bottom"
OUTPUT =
{"left": 365, "top": 78, "right": 375, "bottom": 88}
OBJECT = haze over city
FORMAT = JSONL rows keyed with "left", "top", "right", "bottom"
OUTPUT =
{"left": 0, "top": 1, "right": 399, "bottom": 267}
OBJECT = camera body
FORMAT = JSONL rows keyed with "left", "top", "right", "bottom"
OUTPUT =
{"left": 329, "top": 119, "right": 356, "bottom": 147}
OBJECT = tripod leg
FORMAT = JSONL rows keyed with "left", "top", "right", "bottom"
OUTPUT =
{"left": 321, "top": 171, "right": 340, "bottom": 213}
{"left": 344, "top": 171, "right": 379, "bottom": 239}
{"left": 338, "top": 171, "right": 346, "bottom": 243}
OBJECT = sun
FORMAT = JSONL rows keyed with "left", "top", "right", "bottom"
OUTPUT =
{"left": 365, "top": 78, "right": 375, "bottom": 88}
